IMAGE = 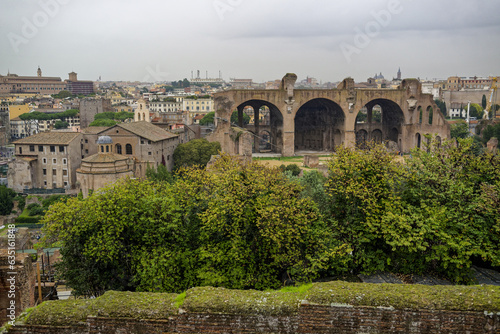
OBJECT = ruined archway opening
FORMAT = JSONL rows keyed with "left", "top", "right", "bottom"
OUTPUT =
{"left": 295, "top": 98, "right": 345, "bottom": 152}
{"left": 234, "top": 100, "right": 283, "bottom": 154}
{"left": 356, "top": 99, "right": 404, "bottom": 150}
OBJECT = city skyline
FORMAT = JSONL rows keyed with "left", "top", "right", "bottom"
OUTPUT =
{"left": 1, "top": 0, "right": 500, "bottom": 83}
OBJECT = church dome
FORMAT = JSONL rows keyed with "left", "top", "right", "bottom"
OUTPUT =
{"left": 97, "top": 135, "right": 113, "bottom": 144}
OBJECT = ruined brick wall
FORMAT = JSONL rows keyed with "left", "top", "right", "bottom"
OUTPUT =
{"left": 6, "top": 306, "right": 499, "bottom": 334}
{"left": 0, "top": 250, "right": 35, "bottom": 326}
{"left": 298, "top": 304, "right": 499, "bottom": 334}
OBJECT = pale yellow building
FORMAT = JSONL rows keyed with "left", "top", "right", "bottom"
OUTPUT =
{"left": 8, "top": 104, "right": 31, "bottom": 120}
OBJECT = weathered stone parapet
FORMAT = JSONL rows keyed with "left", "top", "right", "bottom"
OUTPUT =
{"left": 6, "top": 283, "right": 500, "bottom": 334}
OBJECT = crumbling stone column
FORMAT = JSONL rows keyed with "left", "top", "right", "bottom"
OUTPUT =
{"left": 253, "top": 106, "right": 260, "bottom": 153}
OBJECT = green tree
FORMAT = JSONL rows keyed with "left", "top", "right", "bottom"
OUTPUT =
{"left": 94, "top": 111, "right": 134, "bottom": 121}
{"left": 482, "top": 122, "right": 500, "bottom": 147}
{"left": 468, "top": 103, "right": 484, "bottom": 119}
{"left": 279, "top": 163, "right": 301, "bottom": 176}
{"left": 482, "top": 94, "right": 487, "bottom": 109}
{"left": 324, "top": 140, "right": 500, "bottom": 283}
{"left": 89, "top": 119, "right": 118, "bottom": 127}
{"left": 231, "top": 111, "right": 251, "bottom": 125}
{"left": 52, "top": 90, "right": 73, "bottom": 99}
{"left": 450, "top": 120, "right": 470, "bottom": 139}
{"left": 199, "top": 112, "right": 215, "bottom": 125}
{"left": 325, "top": 143, "right": 404, "bottom": 275}
{"left": 54, "top": 120, "right": 69, "bottom": 129}
{"left": 40, "top": 179, "right": 194, "bottom": 296}
{"left": 145, "top": 164, "right": 173, "bottom": 183}
{"left": 178, "top": 154, "right": 350, "bottom": 289}
{"left": 435, "top": 99, "right": 447, "bottom": 117}
{"left": 0, "top": 185, "right": 16, "bottom": 215}
{"left": 173, "top": 139, "right": 220, "bottom": 170}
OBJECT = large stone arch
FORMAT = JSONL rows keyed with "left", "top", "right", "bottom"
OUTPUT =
{"left": 355, "top": 98, "right": 405, "bottom": 150}
{"left": 234, "top": 99, "right": 283, "bottom": 153}
{"left": 294, "top": 98, "right": 346, "bottom": 152}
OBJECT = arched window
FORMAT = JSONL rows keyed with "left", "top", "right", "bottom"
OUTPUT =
{"left": 106, "top": 145, "right": 109, "bottom": 153}
{"left": 126, "top": 144, "right": 133, "bottom": 155}
{"left": 101, "top": 146, "right": 104, "bottom": 153}
{"left": 143, "top": 113, "right": 146, "bottom": 121}
{"left": 116, "top": 144, "right": 122, "bottom": 154}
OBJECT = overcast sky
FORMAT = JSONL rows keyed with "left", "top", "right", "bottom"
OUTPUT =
{"left": 1, "top": 0, "right": 499, "bottom": 83}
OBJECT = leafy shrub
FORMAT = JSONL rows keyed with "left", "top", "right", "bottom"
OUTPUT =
{"left": 279, "top": 164, "right": 301, "bottom": 177}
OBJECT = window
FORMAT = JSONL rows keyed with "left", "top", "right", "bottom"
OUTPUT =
{"left": 85, "top": 149, "right": 88, "bottom": 154}
{"left": 148, "top": 152, "right": 152, "bottom": 156}
{"left": 141, "top": 140, "right": 145, "bottom": 144}
{"left": 148, "top": 140, "right": 151, "bottom": 145}
{"left": 53, "top": 158, "right": 57, "bottom": 164}
{"left": 38, "top": 145, "right": 43, "bottom": 152}
{"left": 126, "top": 144, "right": 132, "bottom": 155}
{"left": 64, "top": 181, "right": 68, "bottom": 186}
{"left": 30, "top": 145, "right": 35, "bottom": 152}
{"left": 116, "top": 144, "right": 122, "bottom": 154}
{"left": 167, "top": 155, "right": 170, "bottom": 161}
{"left": 50, "top": 146, "right": 55, "bottom": 152}
{"left": 19, "top": 147, "right": 22, "bottom": 154}
{"left": 59, "top": 146, "right": 64, "bottom": 153}
{"left": 101, "top": 146, "right": 104, "bottom": 153}
{"left": 43, "top": 168, "right": 47, "bottom": 175}
{"left": 85, "top": 139, "right": 88, "bottom": 143}
{"left": 63, "top": 169, "right": 68, "bottom": 176}
{"left": 63, "top": 159, "right": 67, "bottom": 165}
{"left": 106, "top": 146, "right": 109, "bottom": 153}
{"left": 42, "top": 158, "right": 47, "bottom": 164}
{"left": 52, "top": 169, "right": 56, "bottom": 176}
{"left": 44, "top": 181, "right": 47, "bottom": 186}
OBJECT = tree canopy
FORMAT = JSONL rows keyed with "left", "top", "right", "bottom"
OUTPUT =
{"left": 450, "top": 120, "right": 470, "bottom": 139}
{"left": 54, "top": 120, "right": 69, "bottom": 129}
{"left": 19, "top": 109, "right": 79, "bottom": 121}
{"left": 39, "top": 140, "right": 500, "bottom": 297}
{"left": 173, "top": 139, "right": 220, "bottom": 170}
{"left": 94, "top": 111, "right": 134, "bottom": 121}
{"left": 199, "top": 112, "right": 215, "bottom": 125}
{"left": 40, "top": 155, "right": 346, "bottom": 296}
{"left": 89, "top": 119, "right": 118, "bottom": 127}
{"left": 434, "top": 99, "right": 447, "bottom": 117}
{"left": 0, "top": 185, "right": 16, "bottom": 215}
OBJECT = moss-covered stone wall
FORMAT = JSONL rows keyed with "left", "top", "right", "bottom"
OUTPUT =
{"left": 4, "top": 282, "right": 500, "bottom": 334}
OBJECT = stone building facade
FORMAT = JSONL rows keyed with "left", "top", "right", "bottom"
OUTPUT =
{"left": 0, "top": 68, "right": 66, "bottom": 95}
{"left": 96, "top": 122, "right": 179, "bottom": 174}
{"left": 8, "top": 132, "right": 82, "bottom": 192}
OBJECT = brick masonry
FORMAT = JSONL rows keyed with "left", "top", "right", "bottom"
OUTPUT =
{"left": 0, "top": 250, "right": 35, "bottom": 326}
{"left": 5, "top": 304, "right": 499, "bottom": 334}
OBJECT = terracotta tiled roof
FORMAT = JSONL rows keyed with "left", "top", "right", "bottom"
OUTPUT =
{"left": 81, "top": 126, "right": 110, "bottom": 134}
{"left": 13, "top": 132, "right": 81, "bottom": 145}
{"left": 117, "top": 121, "right": 178, "bottom": 142}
